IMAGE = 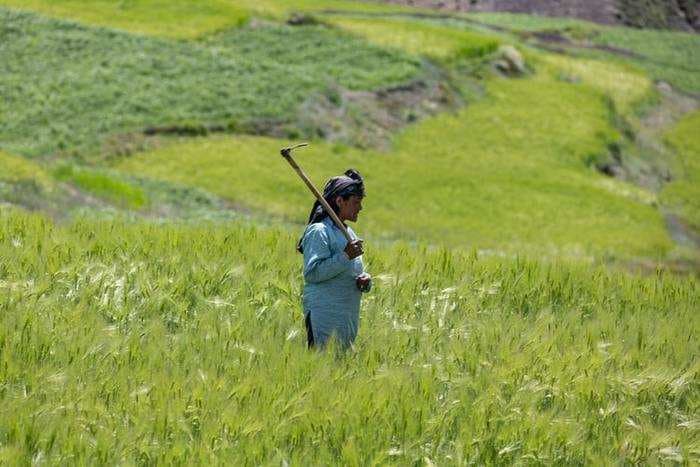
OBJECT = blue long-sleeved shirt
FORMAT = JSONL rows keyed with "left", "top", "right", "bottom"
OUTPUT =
{"left": 301, "top": 217, "right": 370, "bottom": 348}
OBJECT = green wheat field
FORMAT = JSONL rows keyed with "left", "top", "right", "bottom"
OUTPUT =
{"left": 1, "top": 0, "right": 699, "bottom": 464}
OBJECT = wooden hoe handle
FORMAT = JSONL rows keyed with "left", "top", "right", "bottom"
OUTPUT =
{"left": 280, "top": 144, "right": 353, "bottom": 243}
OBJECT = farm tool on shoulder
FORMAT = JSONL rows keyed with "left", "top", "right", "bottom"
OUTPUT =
{"left": 280, "top": 143, "right": 352, "bottom": 243}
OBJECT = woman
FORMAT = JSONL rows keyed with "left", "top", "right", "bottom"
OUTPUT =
{"left": 297, "top": 169, "right": 372, "bottom": 349}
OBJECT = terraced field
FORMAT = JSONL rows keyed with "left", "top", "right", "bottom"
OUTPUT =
{"left": 0, "top": 1, "right": 698, "bottom": 463}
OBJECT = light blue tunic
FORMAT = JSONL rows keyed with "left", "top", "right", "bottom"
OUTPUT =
{"left": 301, "top": 217, "right": 370, "bottom": 348}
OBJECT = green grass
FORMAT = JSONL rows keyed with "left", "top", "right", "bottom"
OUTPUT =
{"left": 592, "top": 27, "right": 700, "bottom": 94}
{"left": 0, "top": 0, "right": 414, "bottom": 38}
{"left": 470, "top": 12, "right": 594, "bottom": 32}
{"left": 0, "top": 0, "right": 252, "bottom": 38}
{"left": 661, "top": 110, "right": 700, "bottom": 230}
{"left": 537, "top": 54, "right": 653, "bottom": 115}
{"left": 329, "top": 16, "right": 500, "bottom": 60}
{"left": 470, "top": 12, "right": 700, "bottom": 94}
{"left": 115, "top": 71, "right": 672, "bottom": 260}
{"left": 0, "top": 151, "right": 54, "bottom": 211}
{"left": 0, "top": 8, "right": 422, "bottom": 159}
{"left": 0, "top": 207, "right": 697, "bottom": 464}
{"left": 0, "top": 151, "right": 67, "bottom": 214}
{"left": 1, "top": 5, "right": 699, "bottom": 462}
{"left": 14, "top": 0, "right": 696, "bottom": 93}
{"left": 53, "top": 165, "right": 147, "bottom": 209}
{"left": 1, "top": 5, "right": 686, "bottom": 262}
{"left": 0, "top": 151, "right": 51, "bottom": 187}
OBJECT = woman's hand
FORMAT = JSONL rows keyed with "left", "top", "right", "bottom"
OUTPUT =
{"left": 344, "top": 239, "right": 364, "bottom": 259}
{"left": 356, "top": 273, "right": 371, "bottom": 292}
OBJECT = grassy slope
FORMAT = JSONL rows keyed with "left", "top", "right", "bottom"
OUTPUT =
{"left": 116, "top": 71, "right": 671, "bottom": 259}
{"left": 662, "top": 110, "right": 700, "bottom": 230}
{"left": 0, "top": 151, "right": 60, "bottom": 213}
{"left": 536, "top": 53, "right": 653, "bottom": 115}
{"left": 0, "top": 0, "right": 412, "bottom": 38}
{"left": 12, "top": 1, "right": 697, "bottom": 93}
{"left": 470, "top": 12, "right": 700, "bottom": 94}
{"left": 0, "top": 5, "right": 686, "bottom": 261}
{"left": 0, "top": 151, "right": 50, "bottom": 186}
{"left": 52, "top": 165, "right": 148, "bottom": 210}
{"left": 468, "top": 12, "right": 592, "bottom": 32}
{"left": 0, "top": 3, "right": 698, "bottom": 464}
{"left": 0, "top": 150, "right": 155, "bottom": 212}
{"left": 328, "top": 16, "right": 499, "bottom": 60}
{"left": 0, "top": 0, "right": 251, "bottom": 37}
{"left": 327, "top": 15, "right": 655, "bottom": 114}
{"left": 0, "top": 8, "right": 421, "bottom": 159}
{"left": 593, "top": 27, "right": 700, "bottom": 94}
{"left": 0, "top": 208, "right": 697, "bottom": 464}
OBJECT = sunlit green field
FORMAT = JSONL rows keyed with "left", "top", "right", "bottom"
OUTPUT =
{"left": 1, "top": 5, "right": 679, "bottom": 261}
{"left": 328, "top": 16, "right": 499, "bottom": 60}
{"left": 0, "top": 151, "right": 50, "bottom": 186}
{"left": 1, "top": 0, "right": 699, "bottom": 463}
{"left": 0, "top": 8, "right": 421, "bottom": 158}
{"left": 115, "top": 74, "right": 671, "bottom": 259}
{"left": 0, "top": 0, "right": 413, "bottom": 37}
{"left": 471, "top": 12, "right": 700, "bottom": 94}
{"left": 1, "top": 208, "right": 698, "bottom": 464}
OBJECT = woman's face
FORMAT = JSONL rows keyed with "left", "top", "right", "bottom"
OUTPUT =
{"left": 337, "top": 195, "right": 363, "bottom": 222}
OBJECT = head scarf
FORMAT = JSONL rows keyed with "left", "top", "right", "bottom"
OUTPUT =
{"left": 297, "top": 169, "right": 365, "bottom": 253}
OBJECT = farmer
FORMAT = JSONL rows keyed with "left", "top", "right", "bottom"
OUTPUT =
{"left": 297, "top": 169, "right": 372, "bottom": 349}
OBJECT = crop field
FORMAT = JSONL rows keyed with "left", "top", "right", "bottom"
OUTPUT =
{"left": 0, "top": 0, "right": 699, "bottom": 464}
{"left": 1, "top": 208, "right": 698, "bottom": 464}
{"left": 0, "top": 151, "right": 49, "bottom": 186}
{"left": 0, "top": 8, "right": 422, "bottom": 158}
{"left": 471, "top": 12, "right": 700, "bottom": 94}
{"left": 114, "top": 75, "right": 672, "bottom": 259}
{"left": 326, "top": 16, "right": 500, "bottom": 60}
{"left": 0, "top": 0, "right": 413, "bottom": 37}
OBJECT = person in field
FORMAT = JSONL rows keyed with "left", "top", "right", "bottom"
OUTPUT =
{"left": 297, "top": 169, "right": 371, "bottom": 349}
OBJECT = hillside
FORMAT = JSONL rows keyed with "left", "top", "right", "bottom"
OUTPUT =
{"left": 2, "top": 3, "right": 698, "bottom": 268}
{"left": 381, "top": 0, "right": 700, "bottom": 31}
{"left": 0, "top": 1, "right": 699, "bottom": 463}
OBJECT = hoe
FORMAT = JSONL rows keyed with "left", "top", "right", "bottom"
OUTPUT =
{"left": 280, "top": 143, "right": 352, "bottom": 243}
